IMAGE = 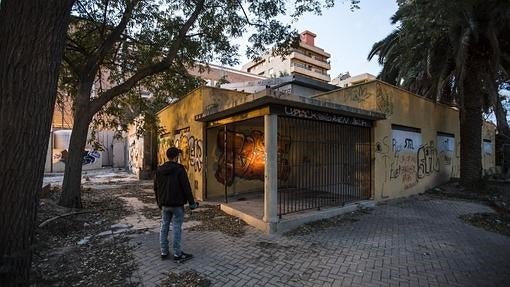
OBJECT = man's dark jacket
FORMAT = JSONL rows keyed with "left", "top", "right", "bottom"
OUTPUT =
{"left": 154, "top": 161, "right": 195, "bottom": 208}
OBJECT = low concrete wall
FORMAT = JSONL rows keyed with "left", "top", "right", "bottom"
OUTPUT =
{"left": 221, "top": 200, "right": 375, "bottom": 234}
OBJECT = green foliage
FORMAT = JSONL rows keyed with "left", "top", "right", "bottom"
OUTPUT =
{"left": 368, "top": 0, "right": 510, "bottom": 187}
{"left": 61, "top": 0, "right": 361, "bottom": 140}
{"left": 215, "top": 75, "right": 230, "bottom": 87}
{"left": 368, "top": 0, "right": 510, "bottom": 106}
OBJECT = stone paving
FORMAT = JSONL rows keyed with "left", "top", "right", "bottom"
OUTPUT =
{"left": 130, "top": 197, "right": 510, "bottom": 287}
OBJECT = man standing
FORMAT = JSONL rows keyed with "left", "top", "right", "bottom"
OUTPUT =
{"left": 155, "top": 147, "right": 198, "bottom": 261}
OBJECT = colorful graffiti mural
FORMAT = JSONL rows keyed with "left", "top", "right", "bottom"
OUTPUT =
{"left": 157, "top": 128, "right": 203, "bottom": 172}
{"left": 53, "top": 149, "right": 101, "bottom": 165}
{"left": 215, "top": 129, "right": 291, "bottom": 185}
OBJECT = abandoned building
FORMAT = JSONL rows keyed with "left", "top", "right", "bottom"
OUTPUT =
{"left": 157, "top": 79, "right": 496, "bottom": 233}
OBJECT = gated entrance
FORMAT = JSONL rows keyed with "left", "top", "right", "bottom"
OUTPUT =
{"left": 277, "top": 116, "right": 372, "bottom": 217}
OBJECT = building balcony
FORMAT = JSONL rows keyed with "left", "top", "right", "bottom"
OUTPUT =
{"left": 299, "top": 42, "right": 331, "bottom": 58}
{"left": 290, "top": 66, "right": 331, "bottom": 82}
{"left": 291, "top": 52, "right": 331, "bottom": 70}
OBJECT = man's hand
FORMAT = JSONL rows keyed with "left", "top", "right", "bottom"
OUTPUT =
{"left": 189, "top": 202, "right": 199, "bottom": 210}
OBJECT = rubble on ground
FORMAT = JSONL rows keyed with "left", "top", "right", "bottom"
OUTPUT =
{"left": 460, "top": 212, "right": 510, "bottom": 237}
{"left": 32, "top": 182, "right": 139, "bottom": 286}
{"left": 160, "top": 271, "right": 211, "bottom": 287}
{"left": 186, "top": 205, "right": 246, "bottom": 237}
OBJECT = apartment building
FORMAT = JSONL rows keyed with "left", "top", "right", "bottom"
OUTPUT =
{"left": 241, "top": 31, "right": 331, "bottom": 82}
{"left": 188, "top": 63, "right": 266, "bottom": 86}
{"left": 330, "top": 72, "right": 376, "bottom": 87}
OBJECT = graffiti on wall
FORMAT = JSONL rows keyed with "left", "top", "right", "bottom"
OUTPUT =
{"left": 215, "top": 129, "right": 291, "bottom": 185}
{"left": 386, "top": 129, "right": 422, "bottom": 189}
{"left": 346, "top": 85, "right": 370, "bottom": 103}
{"left": 376, "top": 83, "right": 394, "bottom": 115}
{"left": 53, "top": 149, "right": 101, "bottom": 165}
{"left": 417, "top": 141, "right": 440, "bottom": 179}
{"left": 128, "top": 137, "right": 143, "bottom": 173}
{"left": 283, "top": 106, "right": 371, "bottom": 127}
{"left": 437, "top": 135, "right": 454, "bottom": 166}
{"left": 377, "top": 130, "right": 455, "bottom": 192}
{"left": 173, "top": 128, "right": 203, "bottom": 173}
{"left": 158, "top": 135, "right": 173, "bottom": 165}
{"left": 157, "top": 128, "right": 203, "bottom": 172}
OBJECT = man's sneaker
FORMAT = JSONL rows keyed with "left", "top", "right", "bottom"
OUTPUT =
{"left": 173, "top": 252, "right": 193, "bottom": 262}
{"left": 160, "top": 253, "right": 169, "bottom": 260}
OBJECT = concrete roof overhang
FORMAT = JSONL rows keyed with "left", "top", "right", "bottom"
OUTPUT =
{"left": 195, "top": 89, "right": 386, "bottom": 125}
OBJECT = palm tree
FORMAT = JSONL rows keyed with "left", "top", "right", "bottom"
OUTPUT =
{"left": 368, "top": 0, "right": 510, "bottom": 189}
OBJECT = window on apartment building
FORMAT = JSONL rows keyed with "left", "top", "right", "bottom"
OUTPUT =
{"left": 314, "top": 68, "right": 326, "bottom": 75}
{"left": 292, "top": 61, "right": 311, "bottom": 71}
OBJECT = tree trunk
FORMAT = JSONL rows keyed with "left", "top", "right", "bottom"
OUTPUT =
{"left": 494, "top": 95, "right": 510, "bottom": 175}
{"left": 58, "top": 113, "right": 92, "bottom": 208}
{"left": 460, "top": 72, "right": 483, "bottom": 189}
{"left": 0, "top": 0, "right": 74, "bottom": 285}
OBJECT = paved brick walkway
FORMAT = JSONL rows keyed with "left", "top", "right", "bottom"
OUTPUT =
{"left": 130, "top": 197, "right": 510, "bottom": 286}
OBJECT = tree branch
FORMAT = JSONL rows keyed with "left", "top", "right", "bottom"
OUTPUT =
{"left": 83, "top": 0, "right": 140, "bottom": 80}
{"left": 235, "top": 0, "right": 266, "bottom": 28}
{"left": 88, "top": 0, "right": 206, "bottom": 116}
{"left": 62, "top": 54, "right": 80, "bottom": 76}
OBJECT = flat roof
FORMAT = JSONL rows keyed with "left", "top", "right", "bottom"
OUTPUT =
{"left": 221, "top": 74, "right": 339, "bottom": 93}
{"left": 195, "top": 88, "right": 386, "bottom": 123}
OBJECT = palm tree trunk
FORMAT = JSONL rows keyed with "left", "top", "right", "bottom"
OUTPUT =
{"left": 0, "top": 0, "right": 74, "bottom": 284}
{"left": 460, "top": 72, "right": 483, "bottom": 189}
{"left": 494, "top": 95, "right": 510, "bottom": 175}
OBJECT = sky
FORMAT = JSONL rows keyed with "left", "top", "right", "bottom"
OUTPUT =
{"left": 233, "top": 0, "right": 399, "bottom": 79}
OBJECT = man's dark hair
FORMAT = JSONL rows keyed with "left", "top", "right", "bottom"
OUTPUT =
{"left": 166, "top": 147, "right": 182, "bottom": 159}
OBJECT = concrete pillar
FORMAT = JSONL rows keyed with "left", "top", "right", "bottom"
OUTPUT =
{"left": 263, "top": 114, "right": 278, "bottom": 227}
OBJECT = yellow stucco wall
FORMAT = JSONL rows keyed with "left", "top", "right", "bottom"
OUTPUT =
{"left": 157, "top": 87, "right": 250, "bottom": 200}
{"left": 482, "top": 121, "right": 497, "bottom": 174}
{"left": 316, "top": 81, "right": 462, "bottom": 200}
{"left": 159, "top": 84, "right": 497, "bottom": 202}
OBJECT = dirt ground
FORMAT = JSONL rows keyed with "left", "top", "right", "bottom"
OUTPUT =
{"left": 32, "top": 171, "right": 510, "bottom": 286}
{"left": 425, "top": 180, "right": 510, "bottom": 237}
{"left": 33, "top": 170, "right": 247, "bottom": 286}
{"left": 32, "top": 182, "right": 144, "bottom": 286}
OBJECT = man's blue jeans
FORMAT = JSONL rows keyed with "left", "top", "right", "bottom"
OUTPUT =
{"left": 160, "top": 206, "right": 184, "bottom": 256}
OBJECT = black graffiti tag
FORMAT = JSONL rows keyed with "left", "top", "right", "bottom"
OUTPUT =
{"left": 417, "top": 141, "right": 440, "bottom": 179}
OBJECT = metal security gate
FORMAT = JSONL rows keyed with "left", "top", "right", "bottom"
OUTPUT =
{"left": 277, "top": 117, "right": 371, "bottom": 217}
